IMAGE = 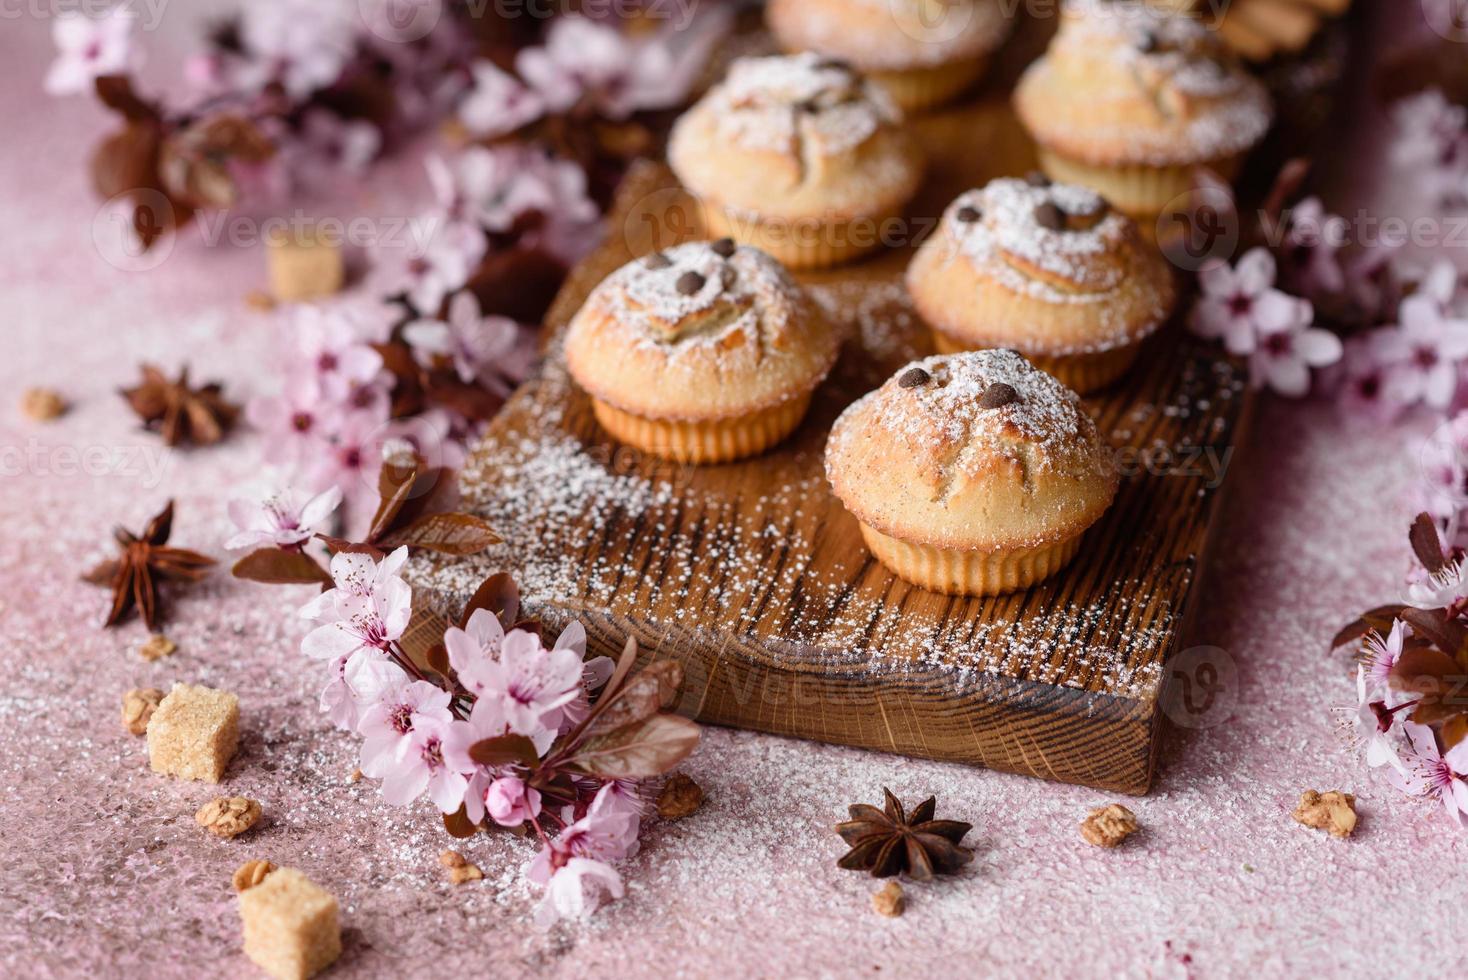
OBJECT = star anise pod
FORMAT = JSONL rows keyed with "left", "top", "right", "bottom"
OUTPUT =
{"left": 83, "top": 500, "right": 215, "bottom": 630}
{"left": 835, "top": 788, "right": 973, "bottom": 881}
{"left": 120, "top": 364, "right": 238, "bottom": 447}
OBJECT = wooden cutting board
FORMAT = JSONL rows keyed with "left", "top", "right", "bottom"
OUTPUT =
{"left": 404, "top": 96, "right": 1254, "bottom": 795}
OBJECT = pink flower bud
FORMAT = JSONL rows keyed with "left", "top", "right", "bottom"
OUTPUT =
{"left": 485, "top": 775, "right": 542, "bottom": 826}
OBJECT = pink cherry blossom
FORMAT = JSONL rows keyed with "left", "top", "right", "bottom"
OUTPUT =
{"left": 1353, "top": 665, "right": 1409, "bottom": 774}
{"left": 236, "top": 0, "right": 356, "bottom": 99}
{"left": 1373, "top": 293, "right": 1468, "bottom": 411}
{"left": 478, "top": 629, "right": 586, "bottom": 735}
{"left": 300, "top": 547, "right": 413, "bottom": 661}
{"left": 306, "top": 409, "right": 394, "bottom": 511}
{"left": 1247, "top": 307, "right": 1340, "bottom": 397}
{"left": 1391, "top": 89, "right": 1468, "bottom": 209}
{"left": 358, "top": 679, "right": 454, "bottom": 779}
{"left": 402, "top": 291, "right": 530, "bottom": 394}
{"left": 530, "top": 856, "right": 624, "bottom": 927}
{"left": 290, "top": 306, "right": 389, "bottom": 400}
{"left": 1391, "top": 722, "right": 1468, "bottom": 827}
{"left": 1405, "top": 557, "right": 1468, "bottom": 611}
{"left": 225, "top": 485, "right": 341, "bottom": 551}
{"left": 1360, "top": 621, "right": 1407, "bottom": 694}
{"left": 443, "top": 608, "right": 507, "bottom": 699}
{"left": 484, "top": 775, "right": 542, "bottom": 826}
{"left": 46, "top": 10, "right": 140, "bottom": 97}
{"left": 371, "top": 218, "right": 487, "bottom": 317}
{"left": 299, "top": 110, "right": 382, "bottom": 182}
{"left": 1191, "top": 248, "right": 1314, "bottom": 357}
{"left": 1336, "top": 336, "right": 1399, "bottom": 423}
{"left": 458, "top": 61, "right": 545, "bottom": 138}
{"left": 1277, "top": 197, "right": 1346, "bottom": 304}
{"left": 320, "top": 648, "right": 409, "bottom": 732}
{"left": 379, "top": 715, "right": 472, "bottom": 812}
{"left": 245, "top": 373, "right": 338, "bottom": 468}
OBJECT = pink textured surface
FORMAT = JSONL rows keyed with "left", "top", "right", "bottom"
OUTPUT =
{"left": 5, "top": 6, "right": 1467, "bottom": 978}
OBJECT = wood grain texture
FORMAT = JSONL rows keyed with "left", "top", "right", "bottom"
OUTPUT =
{"left": 406, "top": 95, "right": 1255, "bottom": 796}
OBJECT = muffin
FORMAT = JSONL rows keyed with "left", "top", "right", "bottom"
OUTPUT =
{"left": 766, "top": 0, "right": 1014, "bottom": 111}
{"left": 906, "top": 176, "right": 1177, "bottom": 393}
{"left": 667, "top": 53, "right": 925, "bottom": 269}
{"left": 564, "top": 239, "right": 842, "bottom": 464}
{"left": 1013, "top": 0, "right": 1272, "bottom": 223}
{"left": 825, "top": 350, "right": 1118, "bottom": 596}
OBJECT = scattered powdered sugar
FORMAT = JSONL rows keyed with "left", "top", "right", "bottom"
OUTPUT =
{"left": 708, "top": 52, "right": 900, "bottom": 156}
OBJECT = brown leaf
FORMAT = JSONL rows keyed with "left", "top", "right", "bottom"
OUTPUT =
{"left": 468, "top": 733, "right": 540, "bottom": 768}
{"left": 1443, "top": 715, "right": 1468, "bottom": 750}
{"left": 569, "top": 713, "right": 700, "bottom": 779}
{"left": 425, "top": 643, "right": 450, "bottom": 676}
{"left": 379, "top": 512, "right": 502, "bottom": 555}
{"left": 582, "top": 661, "right": 684, "bottom": 741}
{"left": 1410, "top": 513, "right": 1447, "bottom": 574}
{"left": 94, "top": 75, "right": 157, "bottom": 120}
{"left": 1260, "top": 158, "right": 1312, "bottom": 228}
{"left": 443, "top": 805, "right": 479, "bottom": 839}
{"left": 422, "top": 377, "right": 507, "bottom": 422}
{"left": 460, "top": 572, "right": 519, "bottom": 630}
{"left": 463, "top": 247, "right": 566, "bottom": 324}
{"left": 317, "top": 534, "right": 385, "bottom": 559}
{"left": 231, "top": 548, "right": 333, "bottom": 586}
{"left": 91, "top": 121, "right": 162, "bottom": 199}
{"left": 1331, "top": 604, "right": 1409, "bottom": 651}
{"left": 1399, "top": 607, "right": 1467, "bottom": 661}
{"left": 368, "top": 464, "right": 418, "bottom": 542}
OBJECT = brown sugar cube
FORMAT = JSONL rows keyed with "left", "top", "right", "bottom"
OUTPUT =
{"left": 265, "top": 225, "right": 343, "bottom": 302}
{"left": 239, "top": 867, "right": 341, "bottom": 980}
{"left": 146, "top": 682, "right": 240, "bottom": 783}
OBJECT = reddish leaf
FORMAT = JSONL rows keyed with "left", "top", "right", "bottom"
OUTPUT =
{"left": 1331, "top": 604, "right": 1408, "bottom": 651}
{"left": 1399, "top": 607, "right": 1467, "bottom": 660}
{"left": 468, "top": 733, "right": 540, "bottom": 768}
{"left": 1259, "top": 158, "right": 1311, "bottom": 228}
{"left": 94, "top": 75, "right": 157, "bottom": 122}
{"left": 369, "top": 465, "right": 419, "bottom": 542}
{"left": 1443, "top": 715, "right": 1468, "bottom": 750}
{"left": 90, "top": 121, "right": 162, "bottom": 199}
{"left": 1410, "top": 513, "right": 1447, "bottom": 574}
{"left": 443, "top": 805, "right": 479, "bottom": 839}
{"left": 231, "top": 548, "right": 333, "bottom": 586}
{"left": 570, "top": 714, "right": 700, "bottom": 779}
{"left": 464, "top": 246, "right": 565, "bottom": 323}
{"left": 423, "top": 377, "right": 507, "bottom": 422}
{"left": 583, "top": 661, "right": 684, "bottom": 741}
{"left": 425, "top": 642, "right": 450, "bottom": 677}
{"left": 317, "top": 534, "right": 385, "bottom": 559}
{"left": 379, "top": 512, "right": 501, "bottom": 555}
{"left": 460, "top": 572, "right": 519, "bottom": 630}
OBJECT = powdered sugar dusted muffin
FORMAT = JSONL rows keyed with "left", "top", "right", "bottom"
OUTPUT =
{"left": 825, "top": 350, "right": 1118, "bottom": 596}
{"left": 766, "top": 0, "right": 1013, "bottom": 111}
{"left": 906, "top": 175, "right": 1176, "bottom": 392}
{"left": 565, "top": 240, "right": 842, "bottom": 464}
{"left": 1013, "top": 0, "right": 1272, "bottom": 223}
{"left": 667, "top": 53, "right": 924, "bottom": 269}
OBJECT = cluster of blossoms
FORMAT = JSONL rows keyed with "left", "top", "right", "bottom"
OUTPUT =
{"left": 456, "top": 12, "right": 730, "bottom": 140}
{"left": 243, "top": 142, "right": 599, "bottom": 521}
{"left": 1391, "top": 89, "right": 1468, "bottom": 214}
{"left": 224, "top": 480, "right": 697, "bottom": 923}
{"left": 1341, "top": 515, "right": 1468, "bottom": 828}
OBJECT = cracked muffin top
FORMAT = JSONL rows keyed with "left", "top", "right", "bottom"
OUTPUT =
{"left": 906, "top": 176, "right": 1177, "bottom": 356}
{"left": 667, "top": 53, "right": 924, "bottom": 221}
{"left": 1013, "top": 0, "right": 1272, "bottom": 167}
{"left": 564, "top": 239, "right": 843, "bottom": 422}
{"left": 824, "top": 350, "right": 1118, "bottom": 550}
